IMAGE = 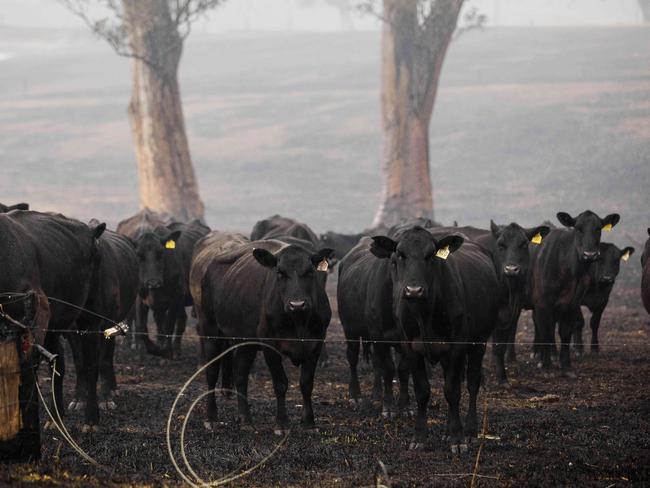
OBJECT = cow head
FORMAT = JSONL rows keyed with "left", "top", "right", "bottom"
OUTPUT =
{"left": 594, "top": 243, "right": 634, "bottom": 286}
{"left": 556, "top": 210, "right": 620, "bottom": 262}
{"left": 319, "top": 231, "right": 364, "bottom": 266}
{"left": 370, "top": 227, "right": 463, "bottom": 321}
{"left": 135, "top": 229, "right": 181, "bottom": 290}
{"left": 254, "top": 245, "right": 333, "bottom": 315}
{"left": 490, "top": 221, "right": 550, "bottom": 279}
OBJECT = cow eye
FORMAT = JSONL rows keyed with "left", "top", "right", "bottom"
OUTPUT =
{"left": 498, "top": 242, "right": 506, "bottom": 249}
{"left": 277, "top": 270, "right": 288, "bottom": 279}
{"left": 302, "top": 269, "right": 314, "bottom": 278}
{"left": 396, "top": 251, "right": 406, "bottom": 259}
{"left": 519, "top": 241, "right": 528, "bottom": 249}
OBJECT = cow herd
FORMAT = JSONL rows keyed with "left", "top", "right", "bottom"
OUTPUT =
{"left": 1, "top": 204, "right": 649, "bottom": 461}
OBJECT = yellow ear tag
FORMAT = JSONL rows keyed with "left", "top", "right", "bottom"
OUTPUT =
{"left": 621, "top": 250, "right": 630, "bottom": 262}
{"left": 436, "top": 245, "right": 450, "bottom": 260}
{"left": 165, "top": 240, "right": 176, "bottom": 250}
{"left": 602, "top": 223, "right": 613, "bottom": 232}
{"left": 531, "top": 233, "right": 543, "bottom": 245}
{"left": 317, "top": 259, "right": 329, "bottom": 272}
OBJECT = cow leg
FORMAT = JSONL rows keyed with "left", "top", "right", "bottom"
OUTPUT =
{"left": 202, "top": 338, "right": 222, "bottom": 428}
{"left": 99, "top": 338, "right": 117, "bottom": 410}
{"left": 573, "top": 307, "right": 585, "bottom": 358}
{"left": 371, "top": 351, "right": 382, "bottom": 402}
{"left": 155, "top": 307, "right": 173, "bottom": 355}
{"left": 173, "top": 308, "right": 187, "bottom": 359}
{"left": 65, "top": 333, "right": 86, "bottom": 410}
{"left": 373, "top": 343, "right": 395, "bottom": 418}
{"left": 345, "top": 337, "right": 361, "bottom": 404}
{"left": 492, "top": 326, "right": 509, "bottom": 386}
{"left": 235, "top": 346, "right": 257, "bottom": 426}
{"left": 81, "top": 332, "right": 101, "bottom": 431}
{"left": 558, "top": 311, "right": 575, "bottom": 376}
{"left": 299, "top": 345, "right": 321, "bottom": 430}
{"left": 263, "top": 349, "right": 289, "bottom": 434}
{"left": 441, "top": 350, "right": 465, "bottom": 453}
{"left": 505, "top": 309, "right": 522, "bottom": 363}
{"left": 220, "top": 340, "right": 234, "bottom": 396}
{"left": 533, "top": 306, "right": 554, "bottom": 370}
{"left": 136, "top": 298, "right": 150, "bottom": 353}
{"left": 590, "top": 308, "right": 603, "bottom": 353}
{"left": 464, "top": 344, "right": 485, "bottom": 441}
{"left": 397, "top": 352, "right": 411, "bottom": 414}
{"left": 409, "top": 354, "right": 430, "bottom": 449}
{"left": 44, "top": 333, "right": 65, "bottom": 426}
{"left": 318, "top": 343, "right": 329, "bottom": 368}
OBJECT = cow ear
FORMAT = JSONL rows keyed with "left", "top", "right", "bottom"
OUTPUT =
{"left": 556, "top": 212, "right": 576, "bottom": 228}
{"left": 370, "top": 236, "right": 397, "bottom": 259}
{"left": 526, "top": 225, "right": 550, "bottom": 243}
{"left": 490, "top": 220, "right": 500, "bottom": 237}
{"left": 620, "top": 246, "right": 635, "bottom": 262}
{"left": 8, "top": 203, "right": 29, "bottom": 211}
{"left": 311, "top": 248, "right": 334, "bottom": 270}
{"left": 91, "top": 222, "right": 106, "bottom": 240}
{"left": 601, "top": 213, "right": 620, "bottom": 230}
{"left": 253, "top": 248, "right": 278, "bottom": 268}
{"left": 647, "top": 228, "right": 650, "bottom": 237}
{"left": 161, "top": 230, "right": 181, "bottom": 249}
{"left": 434, "top": 234, "right": 464, "bottom": 259}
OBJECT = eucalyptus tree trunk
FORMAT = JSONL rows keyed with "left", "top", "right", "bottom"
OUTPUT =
{"left": 123, "top": 0, "right": 204, "bottom": 221}
{"left": 373, "top": 0, "right": 463, "bottom": 228}
{"left": 640, "top": 0, "right": 650, "bottom": 22}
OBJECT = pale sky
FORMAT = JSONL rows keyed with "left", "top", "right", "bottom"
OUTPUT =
{"left": 0, "top": 0, "right": 645, "bottom": 31}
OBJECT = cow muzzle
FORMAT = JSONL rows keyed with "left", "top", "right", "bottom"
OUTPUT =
{"left": 503, "top": 264, "right": 521, "bottom": 276}
{"left": 404, "top": 285, "right": 425, "bottom": 299}
{"left": 600, "top": 276, "right": 614, "bottom": 285}
{"left": 145, "top": 279, "right": 162, "bottom": 289}
{"left": 288, "top": 300, "right": 308, "bottom": 312}
{"left": 582, "top": 251, "right": 599, "bottom": 262}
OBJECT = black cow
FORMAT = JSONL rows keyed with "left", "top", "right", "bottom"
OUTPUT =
{"left": 527, "top": 210, "right": 620, "bottom": 374}
{"left": 66, "top": 222, "right": 139, "bottom": 430}
{"left": 0, "top": 202, "right": 29, "bottom": 213}
{"left": 118, "top": 211, "right": 208, "bottom": 358}
{"left": 572, "top": 242, "right": 634, "bottom": 355}
{"left": 430, "top": 221, "right": 550, "bottom": 385}
{"left": 338, "top": 236, "right": 412, "bottom": 414}
{"left": 117, "top": 209, "right": 167, "bottom": 352}
{"left": 350, "top": 227, "right": 501, "bottom": 452}
{"left": 642, "top": 229, "right": 650, "bottom": 316}
{"left": 0, "top": 213, "right": 51, "bottom": 461}
{"left": 250, "top": 214, "right": 320, "bottom": 245}
{"left": 195, "top": 238, "right": 332, "bottom": 433}
{"left": 6, "top": 210, "right": 105, "bottom": 425}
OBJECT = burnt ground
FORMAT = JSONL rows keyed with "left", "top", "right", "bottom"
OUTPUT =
{"left": 1, "top": 270, "right": 649, "bottom": 487}
{"left": 0, "top": 23, "right": 649, "bottom": 488}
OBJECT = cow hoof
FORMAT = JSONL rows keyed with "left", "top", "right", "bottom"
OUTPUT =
{"left": 450, "top": 443, "right": 468, "bottom": 454}
{"left": 409, "top": 441, "right": 424, "bottom": 450}
{"left": 68, "top": 400, "right": 78, "bottom": 410}
{"left": 106, "top": 400, "right": 117, "bottom": 410}
{"left": 497, "top": 380, "right": 512, "bottom": 390}
{"left": 348, "top": 398, "right": 362, "bottom": 409}
{"left": 81, "top": 424, "right": 99, "bottom": 433}
{"left": 381, "top": 408, "right": 395, "bottom": 419}
{"left": 203, "top": 421, "right": 214, "bottom": 432}
{"left": 561, "top": 370, "right": 577, "bottom": 379}
{"left": 75, "top": 401, "right": 85, "bottom": 411}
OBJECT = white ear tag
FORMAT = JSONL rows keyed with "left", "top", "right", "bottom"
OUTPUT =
{"left": 435, "top": 245, "right": 450, "bottom": 260}
{"left": 317, "top": 259, "right": 329, "bottom": 272}
{"left": 621, "top": 250, "right": 630, "bottom": 262}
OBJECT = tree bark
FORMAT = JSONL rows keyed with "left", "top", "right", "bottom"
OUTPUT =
{"left": 123, "top": 0, "right": 204, "bottom": 222}
{"left": 640, "top": 0, "right": 650, "bottom": 22}
{"left": 373, "top": 0, "right": 463, "bottom": 228}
